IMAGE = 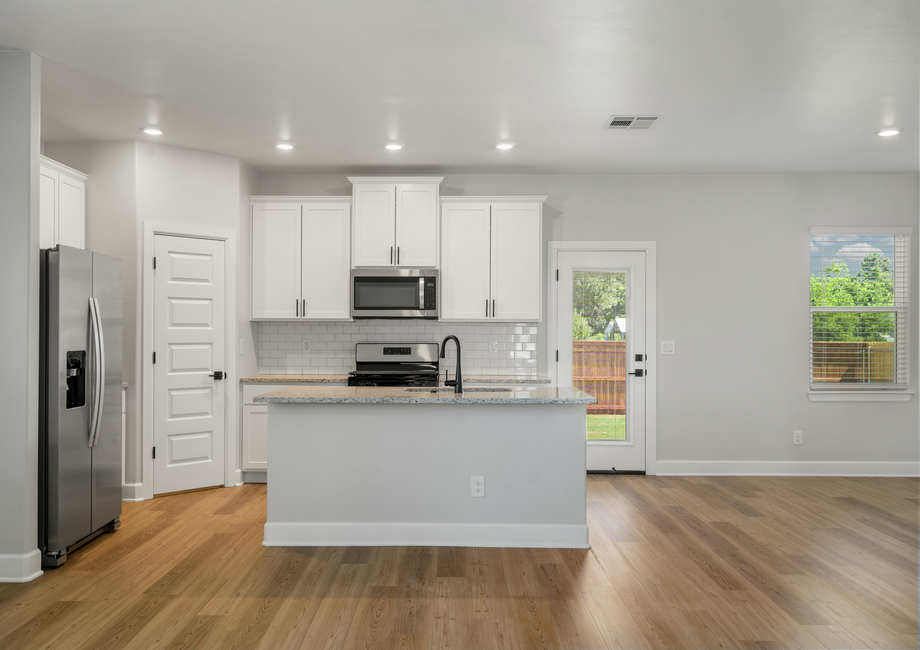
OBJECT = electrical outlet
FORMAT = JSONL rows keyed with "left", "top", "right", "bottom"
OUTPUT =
{"left": 489, "top": 341, "right": 498, "bottom": 353}
{"left": 661, "top": 341, "right": 675, "bottom": 355}
{"left": 471, "top": 476, "right": 485, "bottom": 497}
{"left": 303, "top": 340, "right": 311, "bottom": 352}
{"left": 240, "top": 338, "right": 245, "bottom": 355}
{"left": 793, "top": 430, "right": 803, "bottom": 445}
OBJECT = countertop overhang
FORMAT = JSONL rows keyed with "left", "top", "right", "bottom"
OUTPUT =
{"left": 240, "top": 374, "right": 551, "bottom": 384}
{"left": 253, "top": 385, "right": 595, "bottom": 405}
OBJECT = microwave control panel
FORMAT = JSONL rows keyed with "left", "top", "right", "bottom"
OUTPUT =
{"left": 424, "top": 279, "right": 437, "bottom": 309}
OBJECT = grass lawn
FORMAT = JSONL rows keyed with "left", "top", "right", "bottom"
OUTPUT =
{"left": 587, "top": 414, "right": 626, "bottom": 440}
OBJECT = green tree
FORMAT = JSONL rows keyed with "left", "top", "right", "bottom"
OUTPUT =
{"left": 810, "top": 255, "right": 894, "bottom": 342}
{"left": 572, "top": 310, "right": 594, "bottom": 340}
{"left": 572, "top": 272, "right": 625, "bottom": 338}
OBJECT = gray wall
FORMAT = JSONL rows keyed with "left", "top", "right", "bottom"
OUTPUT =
{"left": 45, "top": 141, "right": 247, "bottom": 490}
{"left": 0, "top": 50, "right": 41, "bottom": 581}
{"left": 260, "top": 172, "right": 920, "bottom": 470}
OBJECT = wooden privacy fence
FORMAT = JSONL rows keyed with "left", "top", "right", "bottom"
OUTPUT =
{"left": 573, "top": 340, "right": 625, "bottom": 414}
{"left": 812, "top": 341, "right": 895, "bottom": 384}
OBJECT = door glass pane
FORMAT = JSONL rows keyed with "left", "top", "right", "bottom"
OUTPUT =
{"left": 572, "top": 271, "right": 626, "bottom": 440}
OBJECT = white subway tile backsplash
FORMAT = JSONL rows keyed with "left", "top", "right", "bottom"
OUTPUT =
{"left": 256, "top": 320, "right": 541, "bottom": 376}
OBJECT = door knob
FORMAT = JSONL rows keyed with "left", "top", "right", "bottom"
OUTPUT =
{"left": 209, "top": 371, "right": 225, "bottom": 380}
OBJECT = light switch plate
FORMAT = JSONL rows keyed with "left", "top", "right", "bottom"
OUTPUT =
{"left": 661, "top": 341, "right": 675, "bottom": 355}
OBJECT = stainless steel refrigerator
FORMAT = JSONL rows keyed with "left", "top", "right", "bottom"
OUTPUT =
{"left": 39, "top": 245, "right": 123, "bottom": 568}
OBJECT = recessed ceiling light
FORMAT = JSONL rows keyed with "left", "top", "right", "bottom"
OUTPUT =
{"left": 142, "top": 128, "right": 162, "bottom": 135}
{"left": 385, "top": 143, "right": 402, "bottom": 150}
{"left": 495, "top": 143, "right": 514, "bottom": 150}
{"left": 276, "top": 143, "right": 294, "bottom": 150}
{"left": 878, "top": 128, "right": 902, "bottom": 137}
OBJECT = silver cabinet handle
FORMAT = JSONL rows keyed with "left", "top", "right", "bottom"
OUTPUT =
{"left": 397, "top": 247, "right": 400, "bottom": 265}
{"left": 486, "top": 299, "right": 489, "bottom": 318}
{"left": 492, "top": 299, "right": 496, "bottom": 319}
{"left": 390, "top": 246, "right": 393, "bottom": 264}
{"left": 302, "top": 299, "right": 306, "bottom": 317}
{"left": 295, "top": 299, "right": 299, "bottom": 317}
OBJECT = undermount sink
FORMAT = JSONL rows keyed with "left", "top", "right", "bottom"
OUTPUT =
{"left": 403, "top": 387, "right": 512, "bottom": 393}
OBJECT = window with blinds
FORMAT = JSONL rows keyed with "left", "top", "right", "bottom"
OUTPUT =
{"left": 810, "top": 228, "right": 910, "bottom": 390}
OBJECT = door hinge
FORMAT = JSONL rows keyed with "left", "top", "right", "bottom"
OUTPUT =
{"left": 152, "top": 351, "right": 156, "bottom": 364}
{"left": 556, "top": 350, "right": 559, "bottom": 362}
{"left": 152, "top": 447, "right": 156, "bottom": 459}
{"left": 556, "top": 269, "right": 559, "bottom": 281}
{"left": 153, "top": 257, "right": 156, "bottom": 270}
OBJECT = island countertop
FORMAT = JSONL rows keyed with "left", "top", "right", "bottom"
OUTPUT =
{"left": 253, "top": 385, "right": 595, "bottom": 404}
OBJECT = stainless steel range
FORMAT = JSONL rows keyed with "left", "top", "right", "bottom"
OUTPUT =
{"left": 347, "top": 342, "right": 440, "bottom": 387}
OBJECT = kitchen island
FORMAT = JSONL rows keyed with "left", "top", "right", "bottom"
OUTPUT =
{"left": 254, "top": 385, "right": 596, "bottom": 549}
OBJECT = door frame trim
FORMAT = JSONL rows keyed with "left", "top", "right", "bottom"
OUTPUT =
{"left": 141, "top": 222, "right": 238, "bottom": 500}
{"left": 546, "top": 241, "right": 658, "bottom": 475}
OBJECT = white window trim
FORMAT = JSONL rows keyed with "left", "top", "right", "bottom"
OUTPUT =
{"left": 808, "top": 226, "right": 913, "bottom": 402}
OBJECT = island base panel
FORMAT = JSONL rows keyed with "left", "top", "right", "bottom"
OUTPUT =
{"left": 265, "top": 402, "right": 589, "bottom": 548}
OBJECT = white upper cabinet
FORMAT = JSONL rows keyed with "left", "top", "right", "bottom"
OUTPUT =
{"left": 302, "top": 203, "right": 351, "bottom": 319}
{"left": 441, "top": 198, "right": 544, "bottom": 322}
{"left": 441, "top": 203, "right": 492, "bottom": 320}
{"left": 349, "top": 177, "right": 441, "bottom": 267}
{"left": 39, "top": 156, "right": 86, "bottom": 250}
{"left": 251, "top": 198, "right": 351, "bottom": 320}
{"left": 252, "top": 202, "right": 302, "bottom": 319}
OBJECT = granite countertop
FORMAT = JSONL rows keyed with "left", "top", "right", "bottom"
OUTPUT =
{"left": 253, "top": 385, "right": 596, "bottom": 405}
{"left": 239, "top": 374, "right": 551, "bottom": 384}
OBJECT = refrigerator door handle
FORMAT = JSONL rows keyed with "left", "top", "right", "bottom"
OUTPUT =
{"left": 88, "top": 297, "right": 105, "bottom": 447}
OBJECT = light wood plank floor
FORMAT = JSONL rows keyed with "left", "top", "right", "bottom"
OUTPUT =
{"left": 1, "top": 476, "right": 916, "bottom": 649}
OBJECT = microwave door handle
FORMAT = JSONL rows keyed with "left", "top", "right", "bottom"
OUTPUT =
{"left": 419, "top": 278, "right": 424, "bottom": 312}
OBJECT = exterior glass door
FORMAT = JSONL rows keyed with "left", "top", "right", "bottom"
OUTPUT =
{"left": 557, "top": 251, "right": 646, "bottom": 472}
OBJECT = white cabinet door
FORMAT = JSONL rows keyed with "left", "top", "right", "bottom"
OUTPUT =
{"left": 353, "top": 184, "right": 396, "bottom": 267}
{"left": 302, "top": 203, "right": 351, "bottom": 319}
{"left": 395, "top": 184, "right": 439, "bottom": 267}
{"left": 441, "top": 203, "right": 491, "bottom": 320}
{"left": 241, "top": 405, "right": 268, "bottom": 471}
{"left": 39, "top": 166, "right": 58, "bottom": 249}
{"left": 251, "top": 203, "right": 302, "bottom": 319}
{"left": 39, "top": 158, "right": 87, "bottom": 250}
{"left": 491, "top": 203, "right": 542, "bottom": 321}
{"left": 57, "top": 174, "right": 85, "bottom": 249}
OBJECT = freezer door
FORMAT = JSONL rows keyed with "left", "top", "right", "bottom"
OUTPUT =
{"left": 91, "top": 252, "right": 123, "bottom": 531}
{"left": 42, "top": 246, "right": 94, "bottom": 554}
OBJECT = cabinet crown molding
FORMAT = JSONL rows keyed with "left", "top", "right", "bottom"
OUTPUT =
{"left": 347, "top": 176, "right": 443, "bottom": 185}
{"left": 40, "top": 155, "right": 88, "bottom": 181}
{"left": 250, "top": 195, "right": 352, "bottom": 203}
{"left": 440, "top": 196, "right": 547, "bottom": 204}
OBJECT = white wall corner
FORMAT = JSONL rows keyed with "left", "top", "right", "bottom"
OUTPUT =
{"left": 0, "top": 549, "right": 43, "bottom": 583}
{"left": 122, "top": 482, "right": 146, "bottom": 502}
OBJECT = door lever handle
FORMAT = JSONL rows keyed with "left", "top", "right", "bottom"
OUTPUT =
{"left": 627, "top": 369, "right": 645, "bottom": 377}
{"left": 209, "top": 371, "right": 225, "bottom": 380}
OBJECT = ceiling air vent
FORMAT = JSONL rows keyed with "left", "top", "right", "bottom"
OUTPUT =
{"left": 605, "top": 116, "right": 659, "bottom": 130}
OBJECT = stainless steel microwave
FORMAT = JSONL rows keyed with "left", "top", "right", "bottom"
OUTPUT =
{"left": 351, "top": 268, "right": 438, "bottom": 319}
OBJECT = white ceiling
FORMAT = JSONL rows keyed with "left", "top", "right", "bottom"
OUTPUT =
{"left": 2, "top": 0, "right": 917, "bottom": 174}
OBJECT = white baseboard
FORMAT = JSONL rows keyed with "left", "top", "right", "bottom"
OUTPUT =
{"left": 0, "top": 549, "right": 43, "bottom": 583}
{"left": 241, "top": 471, "right": 267, "bottom": 484}
{"left": 656, "top": 460, "right": 920, "bottom": 477}
{"left": 263, "top": 522, "right": 590, "bottom": 549}
{"left": 122, "top": 482, "right": 146, "bottom": 501}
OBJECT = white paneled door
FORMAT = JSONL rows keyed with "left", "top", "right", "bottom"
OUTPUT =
{"left": 153, "top": 235, "right": 226, "bottom": 494}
